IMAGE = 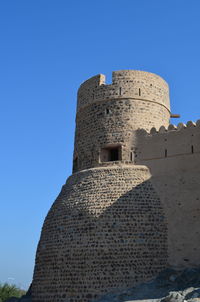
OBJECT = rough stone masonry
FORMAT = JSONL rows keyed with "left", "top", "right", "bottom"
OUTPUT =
{"left": 31, "top": 70, "right": 200, "bottom": 302}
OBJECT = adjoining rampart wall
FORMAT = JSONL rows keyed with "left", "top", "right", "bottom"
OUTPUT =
{"left": 136, "top": 121, "right": 200, "bottom": 268}
{"left": 136, "top": 121, "right": 200, "bottom": 161}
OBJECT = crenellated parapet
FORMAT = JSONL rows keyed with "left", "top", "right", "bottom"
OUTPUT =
{"left": 138, "top": 119, "right": 200, "bottom": 135}
{"left": 136, "top": 120, "right": 200, "bottom": 161}
{"left": 77, "top": 70, "right": 170, "bottom": 113}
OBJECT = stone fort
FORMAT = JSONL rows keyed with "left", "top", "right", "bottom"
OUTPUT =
{"left": 31, "top": 70, "right": 200, "bottom": 302}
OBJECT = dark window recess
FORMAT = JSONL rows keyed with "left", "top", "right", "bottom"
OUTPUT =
{"left": 165, "top": 149, "right": 167, "bottom": 157}
{"left": 119, "top": 87, "right": 122, "bottom": 95}
{"left": 100, "top": 146, "right": 121, "bottom": 162}
{"left": 139, "top": 88, "right": 141, "bottom": 96}
{"left": 109, "top": 148, "right": 119, "bottom": 161}
{"left": 191, "top": 145, "right": 194, "bottom": 154}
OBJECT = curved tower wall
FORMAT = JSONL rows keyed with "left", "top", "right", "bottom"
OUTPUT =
{"left": 74, "top": 70, "right": 170, "bottom": 172}
{"left": 32, "top": 165, "right": 167, "bottom": 302}
{"left": 32, "top": 70, "right": 169, "bottom": 302}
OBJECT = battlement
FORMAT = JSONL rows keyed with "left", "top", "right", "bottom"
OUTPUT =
{"left": 139, "top": 120, "right": 200, "bottom": 135}
{"left": 77, "top": 70, "right": 170, "bottom": 112}
{"left": 136, "top": 120, "right": 200, "bottom": 162}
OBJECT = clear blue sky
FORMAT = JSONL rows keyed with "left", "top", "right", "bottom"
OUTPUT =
{"left": 1, "top": 0, "right": 200, "bottom": 290}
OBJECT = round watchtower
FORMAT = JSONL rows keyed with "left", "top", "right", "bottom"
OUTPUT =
{"left": 73, "top": 70, "right": 170, "bottom": 172}
{"left": 32, "top": 70, "right": 168, "bottom": 302}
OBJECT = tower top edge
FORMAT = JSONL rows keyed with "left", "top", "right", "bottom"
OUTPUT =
{"left": 79, "top": 70, "right": 169, "bottom": 90}
{"left": 77, "top": 70, "right": 170, "bottom": 113}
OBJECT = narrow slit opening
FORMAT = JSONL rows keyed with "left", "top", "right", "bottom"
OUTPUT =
{"left": 106, "top": 108, "right": 110, "bottom": 115}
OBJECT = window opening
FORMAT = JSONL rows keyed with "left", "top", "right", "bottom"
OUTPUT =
{"left": 100, "top": 145, "right": 122, "bottom": 162}
{"left": 191, "top": 145, "right": 194, "bottom": 154}
{"left": 119, "top": 87, "right": 122, "bottom": 95}
{"left": 110, "top": 148, "right": 119, "bottom": 161}
{"left": 139, "top": 88, "right": 141, "bottom": 96}
{"left": 165, "top": 149, "right": 167, "bottom": 157}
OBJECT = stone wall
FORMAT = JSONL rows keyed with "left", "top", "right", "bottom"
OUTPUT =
{"left": 32, "top": 166, "right": 167, "bottom": 302}
{"left": 136, "top": 122, "right": 200, "bottom": 268}
{"left": 77, "top": 70, "right": 170, "bottom": 112}
{"left": 73, "top": 70, "right": 170, "bottom": 172}
{"left": 74, "top": 98, "right": 170, "bottom": 172}
{"left": 136, "top": 121, "right": 200, "bottom": 161}
{"left": 32, "top": 70, "right": 200, "bottom": 302}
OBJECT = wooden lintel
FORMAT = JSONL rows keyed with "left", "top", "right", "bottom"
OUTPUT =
{"left": 170, "top": 114, "right": 180, "bottom": 118}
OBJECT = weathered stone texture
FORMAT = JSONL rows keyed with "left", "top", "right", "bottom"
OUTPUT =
{"left": 32, "top": 166, "right": 167, "bottom": 302}
{"left": 77, "top": 70, "right": 170, "bottom": 112}
{"left": 136, "top": 123, "right": 200, "bottom": 268}
{"left": 32, "top": 70, "right": 200, "bottom": 302}
{"left": 74, "top": 70, "right": 170, "bottom": 173}
{"left": 136, "top": 121, "right": 200, "bottom": 161}
{"left": 74, "top": 98, "right": 169, "bottom": 171}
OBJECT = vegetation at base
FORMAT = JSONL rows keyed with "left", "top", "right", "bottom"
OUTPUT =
{"left": 0, "top": 283, "right": 26, "bottom": 302}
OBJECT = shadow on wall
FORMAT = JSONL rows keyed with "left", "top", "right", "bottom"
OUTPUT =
{"left": 96, "top": 266, "right": 200, "bottom": 302}
{"left": 135, "top": 127, "right": 200, "bottom": 268}
{"left": 32, "top": 176, "right": 168, "bottom": 302}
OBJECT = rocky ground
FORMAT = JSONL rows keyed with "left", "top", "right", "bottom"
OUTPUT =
{"left": 5, "top": 267, "right": 200, "bottom": 302}
{"left": 97, "top": 267, "right": 200, "bottom": 302}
